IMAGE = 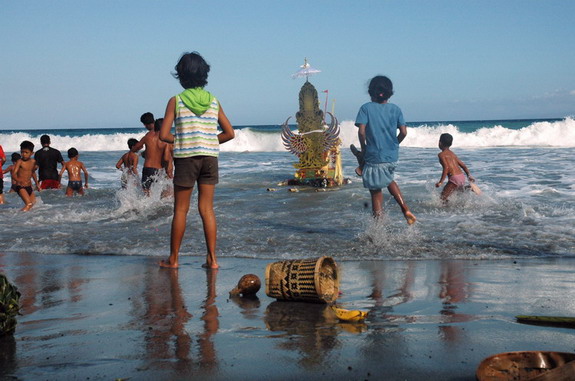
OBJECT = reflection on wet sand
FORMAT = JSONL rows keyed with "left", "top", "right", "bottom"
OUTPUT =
{"left": 141, "top": 268, "right": 192, "bottom": 370}
{"left": 198, "top": 269, "right": 219, "bottom": 370}
{"left": 139, "top": 268, "right": 219, "bottom": 374}
{"left": 357, "top": 262, "right": 415, "bottom": 368}
{"left": 367, "top": 262, "right": 416, "bottom": 324}
{"left": 229, "top": 294, "right": 261, "bottom": 319}
{"left": 264, "top": 301, "right": 339, "bottom": 368}
{"left": 438, "top": 261, "right": 474, "bottom": 343}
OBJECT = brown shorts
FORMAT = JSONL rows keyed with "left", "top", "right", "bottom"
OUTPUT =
{"left": 173, "top": 156, "right": 219, "bottom": 187}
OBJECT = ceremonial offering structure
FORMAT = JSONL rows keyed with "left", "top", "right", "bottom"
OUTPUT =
{"left": 281, "top": 60, "right": 343, "bottom": 187}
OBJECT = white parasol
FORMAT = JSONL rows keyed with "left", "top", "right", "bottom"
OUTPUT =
{"left": 291, "top": 58, "right": 321, "bottom": 80}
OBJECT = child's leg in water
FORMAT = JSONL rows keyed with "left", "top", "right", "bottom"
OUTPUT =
{"left": 387, "top": 181, "right": 417, "bottom": 225}
{"left": 369, "top": 189, "right": 384, "bottom": 217}
{"left": 440, "top": 182, "right": 458, "bottom": 203}
{"left": 18, "top": 188, "right": 33, "bottom": 211}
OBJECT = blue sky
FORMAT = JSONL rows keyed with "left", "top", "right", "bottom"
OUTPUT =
{"left": 1, "top": 1, "right": 574, "bottom": 129}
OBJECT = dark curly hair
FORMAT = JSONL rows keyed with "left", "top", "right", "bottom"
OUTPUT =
{"left": 368, "top": 75, "right": 394, "bottom": 102}
{"left": 173, "top": 51, "right": 210, "bottom": 89}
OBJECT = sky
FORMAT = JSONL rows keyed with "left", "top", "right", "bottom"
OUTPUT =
{"left": 1, "top": 0, "right": 574, "bottom": 130}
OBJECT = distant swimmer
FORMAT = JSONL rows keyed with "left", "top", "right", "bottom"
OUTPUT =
{"left": 354, "top": 75, "right": 416, "bottom": 225}
{"left": 435, "top": 133, "right": 478, "bottom": 203}
{"left": 34, "top": 135, "right": 65, "bottom": 190}
{"left": 158, "top": 51, "right": 235, "bottom": 269}
{"left": 115, "top": 138, "right": 140, "bottom": 188}
{"left": 59, "top": 148, "right": 89, "bottom": 197}
{"left": 13, "top": 141, "right": 40, "bottom": 211}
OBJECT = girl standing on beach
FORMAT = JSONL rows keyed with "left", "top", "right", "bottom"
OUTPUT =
{"left": 354, "top": 75, "right": 416, "bottom": 225}
{"left": 159, "top": 52, "right": 235, "bottom": 269}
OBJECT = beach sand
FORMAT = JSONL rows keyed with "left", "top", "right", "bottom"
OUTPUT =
{"left": 1, "top": 253, "right": 574, "bottom": 380}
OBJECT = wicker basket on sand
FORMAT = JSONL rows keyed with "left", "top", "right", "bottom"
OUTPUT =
{"left": 265, "top": 256, "right": 339, "bottom": 303}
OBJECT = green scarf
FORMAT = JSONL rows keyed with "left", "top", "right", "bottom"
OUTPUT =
{"left": 178, "top": 88, "right": 214, "bottom": 116}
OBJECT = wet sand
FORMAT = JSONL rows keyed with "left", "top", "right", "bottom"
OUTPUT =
{"left": 1, "top": 253, "right": 575, "bottom": 380}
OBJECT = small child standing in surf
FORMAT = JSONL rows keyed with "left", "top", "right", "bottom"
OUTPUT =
{"left": 435, "top": 133, "right": 477, "bottom": 203}
{"left": 115, "top": 138, "right": 140, "bottom": 188}
{"left": 13, "top": 141, "right": 40, "bottom": 211}
{"left": 59, "top": 148, "right": 89, "bottom": 196}
{"left": 158, "top": 51, "right": 235, "bottom": 269}
{"left": 354, "top": 75, "right": 416, "bottom": 225}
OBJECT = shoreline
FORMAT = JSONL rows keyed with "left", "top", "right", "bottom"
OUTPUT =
{"left": 1, "top": 253, "right": 575, "bottom": 380}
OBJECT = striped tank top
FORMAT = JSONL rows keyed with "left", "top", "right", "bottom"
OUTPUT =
{"left": 174, "top": 95, "right": 219, "bottom": 158}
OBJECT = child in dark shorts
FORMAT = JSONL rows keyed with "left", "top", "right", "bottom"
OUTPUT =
{"left": 59, "top": 148, "right": 89, "bottom": 197}
{"left": 2, "top": 153, "right": 21, "bottom": 194}
{"left": 157, "top": 51, "right": 235, "bottom": 269}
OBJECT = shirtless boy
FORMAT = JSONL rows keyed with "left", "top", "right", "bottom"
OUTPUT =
{"left": 59, "top": 148, "right": 89, "bottom": 196}
{"left": 116, "top": 138, "right": 139, "bottom": 188}
{"left": 3, "top": 153, "right": 21, "bottom": 193}
{"left": 435, "top": 133, "right": 475, "bottom": 202}
{"left": 132, "top": 118, "right": 170, "bottom": 193}
{"left": 13, "top": 141, "right": 40, "bottom": 211}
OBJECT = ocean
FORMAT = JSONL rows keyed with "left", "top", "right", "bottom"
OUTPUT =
{"left": 1, "top": 118, "right": 574, "bottom": 260}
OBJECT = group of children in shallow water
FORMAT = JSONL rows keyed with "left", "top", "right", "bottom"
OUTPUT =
{"left": 0, "top": 138, "right": 89, "bottom": 211}
{"left": 0, "top": 51, "right": 477, "bottom": 267}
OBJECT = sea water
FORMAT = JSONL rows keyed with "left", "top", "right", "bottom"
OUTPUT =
{"left": 0, "top": 118, "right": 574, "bottom": 260}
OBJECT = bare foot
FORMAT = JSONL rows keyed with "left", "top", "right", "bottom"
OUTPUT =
{"left": 21, "top": 203, "right": 33, "bottom": 212}
{"left": 404, "top": 211, "right": 417, "bottom": 225}
{"left": 202, "top": 262, "right": 220, "bottom": 269}
{"left": 159, "top": 259, "right": 179, "bottom": 269}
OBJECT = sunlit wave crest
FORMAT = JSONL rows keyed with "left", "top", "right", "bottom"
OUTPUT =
{"left": 1, "top": 117, "right": 573, "bottom": 152}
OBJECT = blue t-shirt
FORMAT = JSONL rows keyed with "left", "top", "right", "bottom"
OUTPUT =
{"left": 355, "top": 102, "right": 405, "bottom": 163}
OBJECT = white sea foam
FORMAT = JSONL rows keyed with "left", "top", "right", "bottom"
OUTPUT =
{"left": 403, "top": 117, "right": 575, "bottom": 148}
{"left": 1, "top": 117, "right": 573, "bottom": 153}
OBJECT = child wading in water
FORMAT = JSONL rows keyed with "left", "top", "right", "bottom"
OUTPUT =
{"left": 116, "top": 138, "right": 140, "bottom": 188}
{"left": 354, "top": 75, "right": 416, "bottom": 225}
{"left": 3, "top": 153, "right": 22, "bottom": 193}
{"left": 13, "top": 141, "right": 40, "bottom": 211}
{"left": 159, "top": 51, "right": 235, "bottom": 269}
{"left": 59, "top": 148, "right": 89, "bottom": 196}
{"left": 435, "top": 133, "right": 475, "bottom": 202}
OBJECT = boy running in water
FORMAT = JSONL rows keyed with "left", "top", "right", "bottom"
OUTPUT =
{"left": 435, "top": 133, "right": 475, "bottom": 202}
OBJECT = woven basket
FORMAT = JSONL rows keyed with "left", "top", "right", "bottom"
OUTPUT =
{"left": 265, "top": 256, "right": 339, "bottom": 303}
